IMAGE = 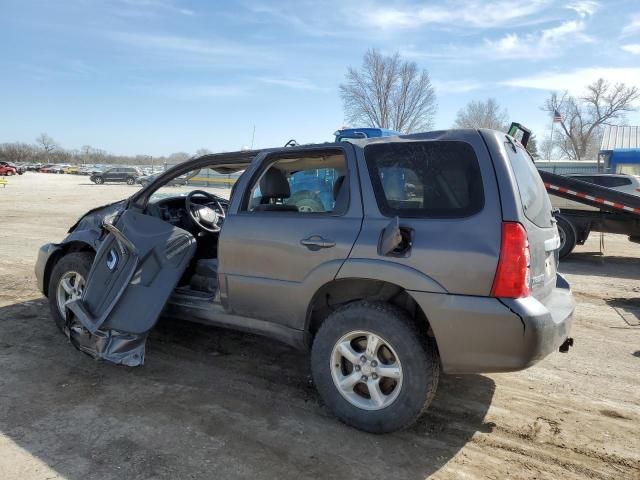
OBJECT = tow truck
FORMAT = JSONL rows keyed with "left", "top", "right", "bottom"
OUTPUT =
{"left": 507, "top": 123, "right": 640, "bottom": 258}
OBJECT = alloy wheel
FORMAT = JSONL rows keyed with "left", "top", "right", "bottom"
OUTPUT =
{"left": 56, "top": 271, "right": 85, "bottom": 321}
{"left": 330, "top": 330, "right": 403, "bottom": 411}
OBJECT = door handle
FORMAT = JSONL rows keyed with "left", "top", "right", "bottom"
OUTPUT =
{"left": 300, "top": 235, "right": 336, "bottom": 249}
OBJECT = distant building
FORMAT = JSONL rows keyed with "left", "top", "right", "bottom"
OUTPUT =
{"left": 599, "top": 126, "right": 640, "bottom": 175}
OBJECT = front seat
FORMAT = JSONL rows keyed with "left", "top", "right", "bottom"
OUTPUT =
{"left": 253, "top": 168, "right": 299, "bottom": 212}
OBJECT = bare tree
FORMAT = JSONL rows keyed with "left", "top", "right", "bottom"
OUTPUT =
{"left": 542, "top": 79, "right": 640, "bottom": 160}
{"left": 35, "top": 133, "right": 58, "bottom": 155}
{"left": 454, "top": 98, "right": 509, "bottom": 131}
{"left": 340, "top": 49, "right": 437, "bottom": 133}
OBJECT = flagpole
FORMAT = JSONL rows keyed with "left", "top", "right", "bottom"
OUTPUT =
{"left": 547, "top": 116, "right": 555, "bottom": 162}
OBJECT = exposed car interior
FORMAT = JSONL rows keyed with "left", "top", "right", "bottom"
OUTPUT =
{"left": 142, "top": 151, "right": 348, "bottom": 298}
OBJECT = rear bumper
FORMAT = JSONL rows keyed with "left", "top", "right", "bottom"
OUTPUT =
{"left": 409, "top": 274, "right": 575, "bottom": 374}
{"left": 35, "top": 242, "right": 61, "bottom": 295}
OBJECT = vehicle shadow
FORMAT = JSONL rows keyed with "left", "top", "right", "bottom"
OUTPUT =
{"left": 605, "top": 297, "right": 640, "bottom": 326}
{"left": 0, "top": 298, "right": 495, "bottom": 480}
{"left": 560, "top": 253, "right": 640, "bottom": 281}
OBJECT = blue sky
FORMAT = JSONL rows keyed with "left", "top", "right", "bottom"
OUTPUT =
{"left": 1, "top": 0, "right": 640, "bottom": 156}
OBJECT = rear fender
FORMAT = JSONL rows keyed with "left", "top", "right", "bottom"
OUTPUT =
{"left": 336, "top": 258, "right": 447, "bottom": 294}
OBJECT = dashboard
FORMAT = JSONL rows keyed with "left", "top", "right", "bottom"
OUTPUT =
{"left": 147, "top": 193, "right": 229, "bottom": 231}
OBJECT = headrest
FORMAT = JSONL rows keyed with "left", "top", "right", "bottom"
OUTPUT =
{"left": 260, "top": 168, "right": 290, "bottom": 199}
{"left": 333, "top": 175, "right": 346, "bottom": 200}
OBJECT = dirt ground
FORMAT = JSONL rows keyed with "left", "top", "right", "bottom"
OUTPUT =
{"left": 0, "top": 173, "right": 639, "bottom": 480}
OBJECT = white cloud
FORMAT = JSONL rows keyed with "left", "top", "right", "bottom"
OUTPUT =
{"left": 112, "top": 33, "right": 233, "bottom": 56}
{"left": 622, "top": 13, "right": 640, "bottom": 35}
{"left": 116, "top": 0, "right": 195, "bottom": 17}
{"left": 154, "top": 84, "right": 248, "bottom": 99}
{"left": 566, "top": 1, "right": 599, "bottom": 18}
{"left": 362, "top": 0, "right": 550, "bottom": 30}
{"left": 501, "top": 67, "right": 640, "bottom": 92}
{"left": 622, "top": 44, "right": 640, "bottom": 55}
{"left": 258, "top": 77, "right": 329, "bottom": 91}
{"left": 432, "top": 79, "right": 484, "bottom": 93}
{"left": 484, "top": 20, "right": 593, "bottom": 59}
{"left": 109, "top": 32, "right": 275, "bottom": 65}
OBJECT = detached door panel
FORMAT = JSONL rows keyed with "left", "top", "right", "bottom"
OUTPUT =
{"left": 68, "top": 209, "right": 196, "bottom": 334}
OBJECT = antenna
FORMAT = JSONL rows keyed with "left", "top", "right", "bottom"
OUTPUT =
{"left": 250, "top": 124, "right": 256, "bottom": 150}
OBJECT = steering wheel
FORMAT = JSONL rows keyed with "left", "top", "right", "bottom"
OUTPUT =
{"left": 185, "top": 190, "right": 226, "bottom": 233}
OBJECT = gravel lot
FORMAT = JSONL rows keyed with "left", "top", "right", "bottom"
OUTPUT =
{"left": 1, "top": 173, "right": 639, "bottom": 480}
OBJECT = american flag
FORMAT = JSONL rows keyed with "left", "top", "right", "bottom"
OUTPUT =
{"left": 553, "top": 109, "right": 563, "bottom": 123}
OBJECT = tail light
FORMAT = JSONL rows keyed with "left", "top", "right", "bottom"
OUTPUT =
{"left": 491, "top": 222, "right": 530, "bottom": 298}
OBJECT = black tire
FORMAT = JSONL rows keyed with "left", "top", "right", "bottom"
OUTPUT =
{"left": 311, "top": 301, "right": 439, "bottom": 433}
{"left": 93, "top": 176, "right": 104, "bottom": 185}
{"left": 126, "top": 177, "right": 135, "bottom": 185}
{"left": 48, "top": 252, "right": 94, "bottom": 332}
{"left": 556, "top": 216, "right": 577, "bottom": 259}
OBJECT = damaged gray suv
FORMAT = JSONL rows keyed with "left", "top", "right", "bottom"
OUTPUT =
{"left": 35, "top": 130, "right": 575, "bottom": 433}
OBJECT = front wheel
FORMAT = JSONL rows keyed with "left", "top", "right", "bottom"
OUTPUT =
{"left": 93, "top": 176, "right": 104, "bottom": 185}
{"left": 48, "top": 252, "right": 94, "bottom": 332}
{"left": 126, "top": 177, "right": 136, "bottom": 185}
{"left": 311, "top": 301, "right": 439, "bottom": 433}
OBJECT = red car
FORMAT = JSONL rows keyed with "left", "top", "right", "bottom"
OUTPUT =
{"left": 0, "top": 164, "right": 17, "bottom": 176}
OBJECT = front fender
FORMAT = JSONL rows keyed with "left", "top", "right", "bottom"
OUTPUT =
{"left": 35, "top": 243, "right": 62, "bottom": 295}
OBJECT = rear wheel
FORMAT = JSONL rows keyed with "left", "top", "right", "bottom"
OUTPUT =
{"left": 94, "top": 176, "right": 104, "bottom": 185}
{"left": 556, "top": 216, "right": 576, "bottom": 259}
{"left": 311, "top": 301, "right": 439, "bottom": 433}
{"left": 126, "top": 177, "right": 135, "bottom": 185}
{"left": 48, "top": 252, "right": 94, "bottom": 332}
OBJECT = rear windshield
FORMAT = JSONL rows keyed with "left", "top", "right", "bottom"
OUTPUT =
{"left": 364, "top": 141, "right": 484, "bottom": 218}
{"left": 507, "top": 143, "right": 553, "bottom": 227}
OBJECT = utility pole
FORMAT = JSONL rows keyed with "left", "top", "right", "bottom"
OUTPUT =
{"left": 251, "top": 125, "right": 256, "bottom": 150}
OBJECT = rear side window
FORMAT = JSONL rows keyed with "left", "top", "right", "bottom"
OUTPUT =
{"left": 507, "top": 145, "right": 553, "bottom": 227}
{"left": 364, "top": 141, "right": 484, "bottom": 218}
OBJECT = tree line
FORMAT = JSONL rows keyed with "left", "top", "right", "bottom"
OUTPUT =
{"left": 0, "top": 132, "right": 212, "bottom": 166}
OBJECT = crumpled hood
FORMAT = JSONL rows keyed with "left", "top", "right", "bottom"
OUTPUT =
{"left": 67, "top": 199, "right": 128, "bottom": 234}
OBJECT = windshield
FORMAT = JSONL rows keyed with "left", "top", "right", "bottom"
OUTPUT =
{"left": 149, "top": 167, "right": 243, "bottom": 202}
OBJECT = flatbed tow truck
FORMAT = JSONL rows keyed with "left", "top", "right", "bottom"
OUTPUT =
{"left": 508, "top": 123, "right": 640, "bottom": 258}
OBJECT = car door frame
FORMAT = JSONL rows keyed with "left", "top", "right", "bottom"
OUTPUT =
{"left": 217, "top": 143, "right": 363, "bottom": 328}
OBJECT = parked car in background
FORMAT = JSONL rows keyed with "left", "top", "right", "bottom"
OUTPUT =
{"left": 39, "top": 164, "right": 56, "bottom": 173}
{"left": 78, "top": 166, "right": 100, "bottom": 175}
{"left": 0, "top": 163, "right": 18, "bottom": 176}
{"left": 36, "top": 129, "right": 575, "bottom": 433}
{"left": 50, "top": 164, "right": 70, "bottom": 174}
{"left": 0, "top": 161, "right": 24, "bottom": 175}
{"left": 63, "top": 165, "right": 81, "bottom": 174}
{"left": 137, "top": 170, "right": 195, "bottom": 187}
{"left": 90, "top": 166, "right": 142, "bottom": 185}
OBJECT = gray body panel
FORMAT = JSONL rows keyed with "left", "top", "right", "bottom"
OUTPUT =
{"left": 409, "top": 274, "right": 574, "bottom": 373}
